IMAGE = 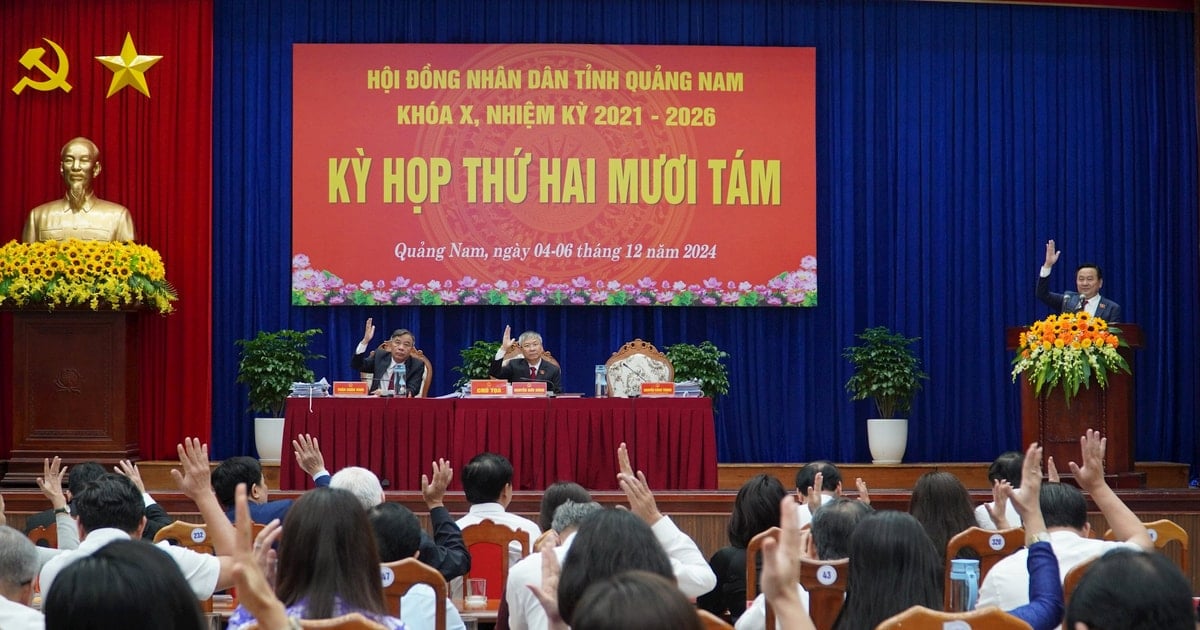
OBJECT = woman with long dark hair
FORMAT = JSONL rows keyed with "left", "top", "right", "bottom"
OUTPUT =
{"left": 832, "top": 511, "right": 943, "bottom": 630}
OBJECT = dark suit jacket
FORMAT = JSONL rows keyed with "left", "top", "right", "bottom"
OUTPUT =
{"left": 1035, "top": 275, "right": 1122, "bottom": 322}
{"left": 351, "top": 349, "right": 426, "bottom": 396}
{"left": 25, "top": 500, "right": 175, "bottom": 541}
{"left": 222, "top": 472, "right": 331, "bottom": 524}
{"left": 489, "top": 356, "right": 562, "bottom": 393}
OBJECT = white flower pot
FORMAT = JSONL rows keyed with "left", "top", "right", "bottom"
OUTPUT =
{"left": 254, "top": 417, "right": 286, "bottom": 464}
{"left": 867, "top": 418, "right": 908, "bottom": 464}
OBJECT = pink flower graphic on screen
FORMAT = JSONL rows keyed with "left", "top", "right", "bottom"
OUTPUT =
{"left": 529, "top": 295, "right": 547, "bottom": 305}
{"left": 390, "top": 276, "right": 411, "bottom": 289}
{"left": 673, "top": 281, "right": 687, "bottom": 291}
{"left": 292, "top": 254, "right": 310, "bottom": 269}
{"left": 702, "top": 277, "right": 721, "bottom": 290}
{"left": 439, "top": 290, "right": 458, "bottom": 303}
{"left": 766, "top": 296, "right": 782, "bottom": 305}
{"left": 801, "top": 255, "right": 817, "bottom": 270}
{"left": 721, "top": 291, "right": 740, "bottom": 304}
{"left": 591, "top": 291, "right": 609, "bottom": 303}
{"left": 569, "top": 295, "right": 586, "bottom": 304}
{"left": 428, "top": 280, "right": 442, "bottom": 291}
{"left": 700, "top": 295, "right": 718, "bottom": 305}
{"left": 634, "top": 295, "right": 652, "bottom": 305}
{"left": 459, "top": 276, "right": 478, "bottom": 288}
{"left": 328, "top": 295, "right": 346, "bottom": 305}
{"left": 371, "top": 290, "right": 390, "bottom": 302}
{"left": 495, "top": 280, "right": 509, "bottom": 290}
{"left": 462, "top": 295, "right": 480, "bottom": 305}
{"left": 637, "top": 276, "right": 655, "bottom": 290}
{"left": 738, "top": 281, "right": 752, "bottom": 292}
{"left": 571, "top": 276, "right": 589, "bottom": 289}
{"left": 506, "top": 290, "right": 525, "bottom": 303}
{"left": 606, "top": 280, "right": 621, "bottom": 291}
{"left": 527, "top": 276, "right": 546, "bottom": 288}
{"left": 656, "top": 290, "right": 676, "bottom": 303}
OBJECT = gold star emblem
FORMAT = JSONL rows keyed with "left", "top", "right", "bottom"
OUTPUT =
{"left": 95, "top": 32, "right": 162, "bottom": 98}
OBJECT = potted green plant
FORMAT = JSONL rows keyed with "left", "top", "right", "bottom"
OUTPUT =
{"left": 843, "top": 326, "right": 928, "bottom": 464}
{"left": 665, "top": 341, "right": 730, "bottom": 404}
{"left": 453, "top": 340, "right": 502, "bottom": 389}
{"left": 236, "top": 328, "right": 323, "bottom": 462}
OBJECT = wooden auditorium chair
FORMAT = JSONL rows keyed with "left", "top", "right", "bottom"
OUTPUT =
{"left": 154, "top": 521, "right": 217, "bottom": 612}
{"left": 380, "top": 558, "right": 448, "bottom": 630}
{"left": 1103, "top": 518, "right": 1189, "bottom": 572}
{"left": 875, "top": 605, "right": 1032, "bottom": 629}
{"left": 697, "top": 609, "right": 734, "bottom": 630}
{"left": 942, "top": 526, "right": 1025, "bottom": 610}
{"left": 26, "top": 524, "right": 58, "bottom": 549}
{"left": 461, "top": 518, "right": 530, "bottom": 607}
{"left": 1062, "top": 556, "right": 1098, "bottom": 608}
{"left": 604, "top": 338, "right": 674, "bottom": 398}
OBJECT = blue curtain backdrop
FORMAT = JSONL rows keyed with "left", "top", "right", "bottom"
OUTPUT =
{"left": 212, "top": 0, "right": 1200, "bottom": 473}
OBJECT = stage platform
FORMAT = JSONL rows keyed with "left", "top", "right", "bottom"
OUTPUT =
{"left": 4, "top": 460, "right": 1197, "bottom": 589}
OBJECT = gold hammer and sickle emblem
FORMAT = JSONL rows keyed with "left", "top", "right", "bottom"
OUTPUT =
{"left": 11, "top": 38, "right": 72, "bottom": 95}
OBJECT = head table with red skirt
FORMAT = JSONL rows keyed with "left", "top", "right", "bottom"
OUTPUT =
{"left": 278, "top": 396, "right": 718, "bottom": 491}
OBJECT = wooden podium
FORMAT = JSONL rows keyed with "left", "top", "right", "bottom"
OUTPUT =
{"left": 2, "top": 310, "right": 140, "bottom": 487}
{"left": 1006, "top": 324, "right": 1143, "bottom": 488}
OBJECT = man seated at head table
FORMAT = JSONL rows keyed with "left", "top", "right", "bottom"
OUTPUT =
{"left": 352, "top": 318, "right": 428, "bottom": 396}
{"left": 23, "top": 136, "right": 136, "bottom": 243}
{"left": 487, "top": 325, "right": 562, "bottom": 393}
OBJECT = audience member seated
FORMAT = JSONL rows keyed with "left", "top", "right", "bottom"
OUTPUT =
{"left": 31, "top": 457, "right": 80, "bottom": 558}
{"left": 454, "top": 452, "right": 542, "bottom": 566}
{"left": 369, "top": 502, "right": 465, "bottom": 630}
{"left": 754, "top": 497, "right": 817, "bottom": 630}
{"left": 488, "top": 326, "right": 562, "bottom": 394}
{"left": 1065, "top": 547, "right": 1196, "bottom": 630}
{"left": 23, "top": 460, "right": 105, "bottom": 534}
{"left": 697, "top": 474, "right": 788, "bottom": 622}
{"left": 227, "top": 487, "right": 403, "bottom": 629}
{"left": 0, "top": 526, "right": 43, "bottom": 630}
{"left": 332, "top": 461, "right": 470, "bottom": 582}
{"left": 994, "top": 443, "right": 1064, "bottom": 630}
{"left": 39, "top": 438, "right": 238, "bottom": 599}
{"left": 536, "top": 482, "right": 592, "bottom": 534}
{"left": 507, "top": 500, "right": 603, "bottom": 630}
{"left": 737, "top": 497, "right": 873, "bottom": 630}
{"left": 831, "top": 511, "right": 943, "bottom": 629}
{"left": 976, "top": 450, "right": 1023, "bottom": 530}
{"left": 113, "top": 459, "right": 176, "bottom": 541}
{"left": 212, "top": 434, "right": 331, "bottom": 524}
{"left": 44, "top": 539, "right": 208, "bottom": 630}
{"left": 794, "top": 462, "right": 840, "bottom": 527}
{"left": 908, "top": 471, "right": 978, "bottom": 565}
{"left": 977, "top": 430, "right": 1153, "bottom": 611}
{"left": 352, "top": 318, "right": 428, "bottom": 397}
{"left": 571, "top": 571, "right": 702, "bottom": 630}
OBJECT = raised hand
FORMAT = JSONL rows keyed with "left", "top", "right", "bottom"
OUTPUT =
{"left": 362, "top": 317, "right": 376, "bottom": 346}
{"left": 501, "top": 324, "right": 513, "bottom": 350}
{"left": 1068, "top": 429, "right": 1106, "bottom": 491}
{"left": 170, "top": 437, "right": 213, "bottom": 500}
{"left": 114, "top": 459, "right": 147, "bottom": 494}
{"left": 1044, "top": 239, "right": 1061, "bottom": 267}
{"left": 291, "top": 434, "right": 325, "bottom": 476}
{"left": 421, "top": 458, "right": 453, "bottom": 509}
{"left": 36, "top": 456, "right": 69, "bottom": 511}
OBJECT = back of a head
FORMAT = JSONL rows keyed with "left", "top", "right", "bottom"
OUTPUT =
{"left": 570, "top": 571, "right": 702, "bottom": 630}
{"left": 834, "top": 511, "right": 942, "bottom": 630}
{"left": 795, "top": 460, "right": 841, "bottom": 494}
{"left": 1039, "top": 482, "right": 1088, "bottom": 530}
{"left": 558, "top": 509, "right": 674, "bottom": 625}
{"left": 211, "top": 456, "right": 264, "bottom": 509}
{"left": 1066, "top": 548, "right": 1196, "bottom": 630}
{"left": 908, "top": 471, "right": 976, "bottom": 558}
{"left": 0, "top": 525, "right": 39, "bottom": 590}
{"left": 811, "top": 498, "right": 873, "bottom": 561}
{"left": 369, "top": 502, "right": 422, "bottom": 562}
{"left": 539, "top": 481, "right": 592, "bottom": 531}
{"left": 45, "top": 539, "right": 206, "bottom": 630}
{"left": 331, "top": 466, "right": 386, "bottom": 509}
{"left": 987, "top": 451, "right": 1024, "bottom": 486}
{"left": 461, "top": 452, "right": 513, "bottom": 504}
{"left": 728, "top": 474, "right": 787, "bottom": 548}
{"left": 73, "top": 473, "right": 144, "bottom": 534}
{"left": 277, "top": 487, "right": 387, "bottom": 618}
{"left": 551, "top": 500, "right": 603, "bottom": 533}
{"left": 67, "top": 461, "right": 108, "bottom": 498}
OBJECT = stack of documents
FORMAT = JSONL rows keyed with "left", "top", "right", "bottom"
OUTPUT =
{"left": 290, "top": 378, "right": 331, "bottom": 397}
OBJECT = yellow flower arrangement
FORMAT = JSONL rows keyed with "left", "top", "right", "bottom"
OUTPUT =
{"left": 0, "top": 239, "right": 176, "bottom": 313}
{"left": 1011, "top": 312, "right": 1129, "bottom": 402}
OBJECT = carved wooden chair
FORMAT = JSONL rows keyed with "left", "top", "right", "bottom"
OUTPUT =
{"left": 381, "top": 558, "right": 448, "bottom": 630}
{"left": 26, "top": 524, "right": 58, "bottom": 549}
{"left": 461, "top": 519, "right": 530, "bottom": 607}
{"left": 1103, "top": 518, "right": 1189, "bottom": 572}
{"left": 604, "top": 339, "right": 674, "bottom": 398}
{"left": 877, "top": 605, "right": 1032, "bottom": 629}
{"left": 942, "top": 527, "right": 1025, "bottom": 610}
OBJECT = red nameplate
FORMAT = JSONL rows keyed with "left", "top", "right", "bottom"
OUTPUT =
{"left": 640, "top": 382, "right": 677, "bottom": 397}
{"left": 512, "top": 381, "right": 549, "bottom": 397}
{"left": 470, "top": 379, "right": 509, "bottom": 396}
{"left": 333, "top": 381, "right": 369, "bottom": 396}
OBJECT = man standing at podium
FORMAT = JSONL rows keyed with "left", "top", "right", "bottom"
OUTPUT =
{"left": 1035, "top": 239, "right": 1121, "bottom": 322}
{"left": 22, "top": 137, "right": 136, "bottom": 243}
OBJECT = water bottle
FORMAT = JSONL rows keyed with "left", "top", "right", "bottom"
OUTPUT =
{"left": 594, "top": 365, "right": 607, "bottom": 397}
{"left": 395, "top": 363, "right": 408, "bottom": 397}
{"left": 947, "top": 558, "right": 979, "bottom": 612}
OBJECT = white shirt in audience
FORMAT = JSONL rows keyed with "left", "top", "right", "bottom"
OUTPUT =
{"left": 38, "top": 528, "right": 220, "bottom": 600}
{"left": 0, "top": 594, "right": 44, "bottom": 630}
{"left": 452, "top": 503, "right": 542, "bottom": 599}
{"left": 399, "top": 583, "right": 466, "bottom": 630}
{"left": 974, "top": 500, "right": 1022, "bottom": 530}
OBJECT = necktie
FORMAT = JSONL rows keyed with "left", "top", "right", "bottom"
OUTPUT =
{"left": 529, "top": 366, "right": 537, "bottom": 379}
{"left": 390, "top": 366, "right": 399, "bottom": 391}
